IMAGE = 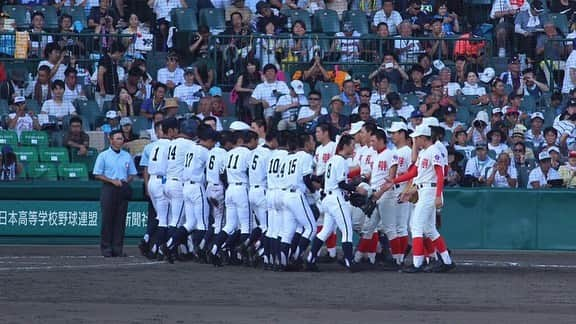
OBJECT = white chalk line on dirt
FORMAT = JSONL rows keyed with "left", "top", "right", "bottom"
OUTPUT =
{"left": 459, "top": 260, "right": 576, "bottom": 270}
{"left": 0, "top": 261, "right": 164, "bottom": 271}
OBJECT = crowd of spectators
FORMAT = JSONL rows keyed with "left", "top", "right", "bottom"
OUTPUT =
{"left": 0, "top": 0, "right": 575, "bottom": 188}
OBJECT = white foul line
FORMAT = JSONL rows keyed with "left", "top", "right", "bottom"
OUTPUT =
{"left": 0, "top": 261, "right": 163, "bottom": 272}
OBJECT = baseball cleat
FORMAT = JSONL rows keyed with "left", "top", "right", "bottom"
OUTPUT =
{"left": 317, "top": 255, "right": 337, "bottom": 263}
{"left": 401, "top": 265, "right": 424, "bottom": 273}
{"left": 138, "top": 239, "right": 149, "bottom": 257}
{"left": 304, "top": 262, "right": 320, "bottom": 272}
{"left": 423, "top": 259, "right": 443, "bottom": 273}
{"left": 431, "top": 262, "right": 456, "bottom": 273}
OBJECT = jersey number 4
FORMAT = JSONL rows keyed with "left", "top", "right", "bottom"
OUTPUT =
{"left": 168, "top": 146, "right": 176, "bottom": 160}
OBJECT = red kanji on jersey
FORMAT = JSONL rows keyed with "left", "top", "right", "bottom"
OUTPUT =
{"left": 398, "top": 157, "right": 405, "bottom": 166}
{"left": 322, "top": 153, "right": 331, "bottom": 163}
{"left": 421, "top": 159, "right": 429, "bottom": 169}
{"left": 378, "top": 160, "right": 387, "bottom": 171}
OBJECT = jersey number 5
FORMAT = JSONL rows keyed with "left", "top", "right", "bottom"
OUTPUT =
{"left": 251, "top": 155, "right": 259, "bottom": 170}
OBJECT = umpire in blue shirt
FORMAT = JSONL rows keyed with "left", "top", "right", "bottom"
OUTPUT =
{"left": 93, "top": 129, "right": 137, "bottom": 257}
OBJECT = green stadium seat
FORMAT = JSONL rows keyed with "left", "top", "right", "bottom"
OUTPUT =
{"left": 313, "top": 9, "right": 340, "bottom": 34}
{"left": 0, "top": 99, "right": 9, "bottom": 115}
{"left": 315, "top": 82, "right": 340, "bottom": 108}
{"left": 199, "top": 8, "right": 226, "bottom": 33}
{"left": 2, "top": 5, "right": 29, "bottom": 30}
{"left": 39, "top": 147, "right": 70, "bottom": 163}
{"left": 185, "top": 0, "right": 197, "bottom": 10}
{"left": 379, "top": 116, "right": 403, "bottom": 129}
{"left": 12, "top": 146, "right": 38, "bottom": 163}
{"left": 36, "top": 6, "right": 59, "bottom": 31}
{"left": 75, "top": 100, "right": 102, "bottom": 130}
{"left": 20, "top": 131, "right": 49, "bottom": 146}
{"left": 172, "top": 8, "right": 198, "bottom": 31}
{"left": 403, "top": 93, "right": 420, "bottom": 108}
{"left": 550, "top": 13, "right": 569, "bottom": 35}
{"left": 342, "top": 10, "right": 369, "bottom": 35}
{"left": 25, "top": 99, "right": 41, "bottom": 114}
{"left": 58, "top": 163, "right": 89, "bottom": 180}
{"left": 221, "top": 116, "right": 238, "bottom": 130}
{"left": 27, "top": 162, "right": 58, "bottom": 181}
{"left": 61, "top": 6, "right": 88, "bottom": 27}
{"left": 0, "top": 131, "right": 18, "bottom": 146}
{"left": 70, "top": 147, "right": 98, "bottom": 173}
{"left": 178, "top": 100, "right": 191, "bottom": 115}
{"left": 130, "top": 116, "right": 152, "bottom": 135}
{"left": 289, "top": 9, "right": 313, "bottom": 32}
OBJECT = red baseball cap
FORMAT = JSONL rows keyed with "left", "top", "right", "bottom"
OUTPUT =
{"left": 505, "top": 107, "right": 519, "bottom": 115}
{"left": 569, "top": 151, "right": 576, "bottom": 158}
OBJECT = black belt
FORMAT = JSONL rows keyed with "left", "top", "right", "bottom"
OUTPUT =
{"left": 416, "top": 183, "right": 437, "bottom": 189}
{"left": 155, "top": 175, "right": 163, "bottom": 179}
{"left": 327, "top": 190, "right": 342, "bottom": 195}
{"left": 208, "top": 183, "right": 220, "bottom": 186}
{"left": 188, "top": 181, "right": 199, "bottom": 184}
{"left": 282, "top": 188, "right": 297, "bottom": 192}
{"left": 170, "top": 178, "right": 179, "bottom": 181}
{"left": 233, "top": 182, "right": 246, "bottom": 185}
{"left": 252, "top": 185, "right": 261, "bottom": 188}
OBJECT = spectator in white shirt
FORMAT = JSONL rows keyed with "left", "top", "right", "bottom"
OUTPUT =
{"left": 7, "top": 97, "right": 41, "bottom": 137}
{"left": 372, "top": 0, "right": 402, "bottom": 35}
{"left": 468, "top": 111, "right": 490, "bottom": 145}
{"left": 440, "top": 105, "right": 463, "bottom": 133}
{"left": 464, "top": 143, "right": 496, "bottom": 186}
{"left": 40, "top": 80, "right": 77, "bottom": 121}
{"left": 439, "top": 67, "right": 461, "bottom": 97}
{"left": 332, "top": 22, "right": 362, "bottom": 63}
{"left": 148, "top": 0, "right": 187, "bottom": 51}
{"left": 173, "top": 67, "right": 203, "bottom": 111}
{"left": 490, "top": 0, "right": 526, "bottom": 57}
{"left": 157, "top": 54, "right": 185, "bottom": 94}
{"left": 38, "top": 42, "right": 67, "bottom": 82}
{"left": 487, "top": 129, "right": 509, "bottom": 155}
{"left": 528, "top": 151, "right": 562, "bottom": 188}
{"left": 250, "top": 63, "right": 290, "bottom": 123}
{"left": 297, "top": 90, "right": 328, "bottom": 133}
{"left": 461, "top": 71, "right": 487, "bottom": 96}
{"left": 63, "top": 67, "right": 85, "bottom": 103}
{"left": 394, "top": 20, "right": 422, "bottom": 63}
{"left": 275, "top": 80, "right": 308, "bottom": 131}
{"left": 486, "top": 152, "right": 518, "bottom": 188}
{"left": 385, "top": 92, "right": 414, "bottom": 121}
{"left": 562, "top": 40, "right": 576, "bottom": 94}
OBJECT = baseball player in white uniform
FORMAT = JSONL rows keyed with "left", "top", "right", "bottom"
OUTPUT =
{"left": 384, "top": 124, "right": 455, "bottom": 273}
{"left": 163, "top": 119, "right": 199, "bottom": 260}
{"left": 205, "top": 131, "right": 234, "bottom": 248}
{"left": 210, "top": 131, "right": 258, "bottom": 266}
{"left": 248, "top": 131, "right": 277, "bottom": 262}
{"left": 278, "top": 134, "right": 317, "bottom": 270}
{"left": 313, "top": 123, "right": 338, "bottom": 260}
{"left": 179, "top": 125, "right": 218, "bottom": 262}
{"left": 307, "top": 135, "right": 363, "bottom": 272}
{"left": 142, "top": 118, "right": 178, "bottom": 259}
{"left": 265, "top": 131, "right": 289, "bottom": 270}
{"left": 387, "top": 121, "right": 413, "bottom": 265}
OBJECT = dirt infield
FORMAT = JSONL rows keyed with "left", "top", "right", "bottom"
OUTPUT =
{"left": 1, "top": 246, "right": 576, "bottom": 324}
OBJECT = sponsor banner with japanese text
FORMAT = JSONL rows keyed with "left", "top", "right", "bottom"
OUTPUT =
{"left": 0, "top": 201, "right": 148, "bottom": 237}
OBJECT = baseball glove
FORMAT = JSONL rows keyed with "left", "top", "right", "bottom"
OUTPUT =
{"left": 361, "top": 199, "right": 378, "bottom": 218}
{"left": 348, "top": 192, "right": 367, "bottom": 208}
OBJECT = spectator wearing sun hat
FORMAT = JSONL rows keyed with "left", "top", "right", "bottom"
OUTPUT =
{"left": 318, "top": 96, "right": 350, "bottom": 135}
{"left": 528, "top": 151, "right": 562, "bottom": 189}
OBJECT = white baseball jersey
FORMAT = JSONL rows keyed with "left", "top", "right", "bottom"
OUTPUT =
{"left": 370, "top": 148, "right": 396, "bottom": 188}
{"left": 267, "top": 149, "right": 288, "bottom": 189}
{"left": 324, "top": 154, "right": 349, "bottom": 191}
{"left": 182, "top": 143, "right": 210, "bottom": 183}
{"left": 413, "top": 145, "right": 443, "bottom": 185}
{"left": 225, "top": 146, "right": 251, "bottom": 184}
{"left": 361, "top": 146, "right": 376, "bottom": 177}
{"left": 173, "top": 83, "right": 202, "bottom": 108}
{"left": 146, "top": 138, "right": 171, "bottom": 176}
{"left": 282, "top": 151, "right": 314, "bottom": 192}
{"left": 206, "top": 147, "right": 227, "bottom": 185}
{"left": 314, "top": 141, "right": 336, "bottom": 176}
{"left": 393, "top": 145, "right": 412, "bottom": 175}
{"left": 249, "top": 145, "right": 273, "bottom": 187}
{"left": 165, "top": 137, "right": 191, "bottom": 179}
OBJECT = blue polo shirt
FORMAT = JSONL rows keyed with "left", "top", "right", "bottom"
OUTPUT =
{"left": 93, "top": 147, "right": 137, "bottom": 181}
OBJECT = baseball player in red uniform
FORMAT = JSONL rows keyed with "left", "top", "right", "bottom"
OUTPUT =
{"left": 383, "top": 124, "right": 455, "bottom": 273}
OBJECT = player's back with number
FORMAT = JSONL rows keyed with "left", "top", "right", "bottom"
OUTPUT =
{"left": 166, "top": 137, "right": 190, "bottom": 179}
{"left": 249, "top": 145, "right": 272, "bottom": 186}
{"left": 226, "top": 146, "right": 251, "bottom": 184}
{"left": 182, "top": 141, "right": 209, "bottom": 183}
{"left": 324, "top": 154, "right": 348, "bottom": 191}
{"left": 147, "top": 138, "right": 171, "bottom": 176}
{"left": 206, "top": 146, "right": 227, "bottom": 185}
{"left": 267, "top": 149, "right": 288, "bottom": 189}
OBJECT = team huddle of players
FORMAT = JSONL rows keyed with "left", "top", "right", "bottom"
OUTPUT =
{"left": 140, "top": 116, "right": 456, "bottom": 273}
